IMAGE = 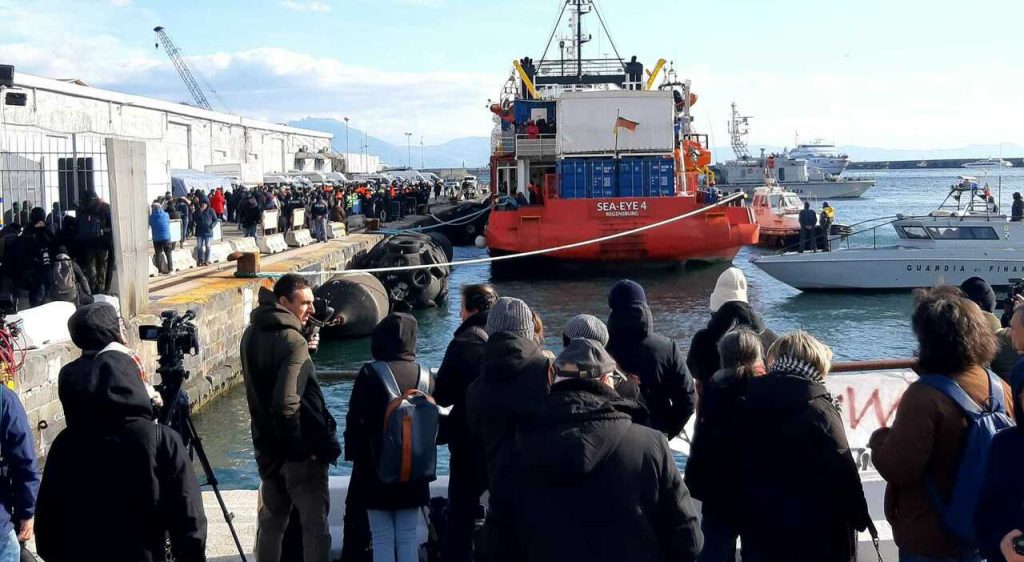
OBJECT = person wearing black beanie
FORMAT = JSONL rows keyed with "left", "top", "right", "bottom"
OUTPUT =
{"left": 606, "top": 279, "right": 696, "bottom": 437}
{"left": 959, "top": 277, "right": 1002, "bottom": 332}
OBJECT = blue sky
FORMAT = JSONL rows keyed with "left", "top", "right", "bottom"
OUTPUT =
{"left": 1, "top": 0, "right": 1021, "bottom": 149}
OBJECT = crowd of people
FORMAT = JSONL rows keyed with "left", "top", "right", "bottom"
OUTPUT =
{"left": 0, "top": 195, "right": 111, "bottom": 310}
{"left": 228, "top": 267, "right": 1024, "bottom": 562}
{"left": 4, "top": 257, "right": 1024, "bottom": 560}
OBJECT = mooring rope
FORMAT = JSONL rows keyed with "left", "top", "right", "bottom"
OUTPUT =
{"left": 247, "top": 192, "right": 746, "bottom": 278}
{"left": 378, "top": 204, "right": 492, "bottom": 234}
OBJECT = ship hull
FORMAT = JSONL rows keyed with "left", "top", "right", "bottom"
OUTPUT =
{"left": 724, "top": 179, "right": 874, "bottom": 199}
{"left": 484, "top": 196, "right": 759, "bottom": 264}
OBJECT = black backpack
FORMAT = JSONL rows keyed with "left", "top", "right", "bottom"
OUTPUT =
{"left": 48, "top": 255, "right": 78, "bottom": 303}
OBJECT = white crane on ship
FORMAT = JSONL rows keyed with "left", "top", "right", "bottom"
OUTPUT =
{"left": 153, "top": 26, "right": 228, "bottom": 112}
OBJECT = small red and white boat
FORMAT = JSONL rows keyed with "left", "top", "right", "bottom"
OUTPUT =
{"left": 750, "top": 183, "right": 803, "bottom": 248}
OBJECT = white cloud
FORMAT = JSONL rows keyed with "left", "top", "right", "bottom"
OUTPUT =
{"left": 109, "top": 0, "right": 132, "bottom": 6}
{"left": 280, "top": 1, "right": 332, "bottom": 13}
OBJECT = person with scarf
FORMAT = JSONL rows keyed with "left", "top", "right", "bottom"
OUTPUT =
{"left": 737, "top": 331, "right": 871, "bottom": 562}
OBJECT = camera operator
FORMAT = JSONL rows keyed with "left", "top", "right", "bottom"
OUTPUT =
{"left": 241, "top": 273, "right": 341, "bottom": 562}
{"left": 35, "top": 302, "right": 207, "bottom": 561}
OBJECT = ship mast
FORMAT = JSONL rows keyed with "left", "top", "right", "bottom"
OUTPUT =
{"left": 728, "top": 102, "right": 753, "bottom": 160}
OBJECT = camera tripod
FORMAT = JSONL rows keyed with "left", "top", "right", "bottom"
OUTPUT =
{"left": 157, "top": 353, "right": 248, "bottom": 562}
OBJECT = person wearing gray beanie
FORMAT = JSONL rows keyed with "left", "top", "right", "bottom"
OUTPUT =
{"left": 562, "top": 314, "right": 610, "bottom": 347}
{"left": 486, "top": 297, "right": 535, "bottom": 339}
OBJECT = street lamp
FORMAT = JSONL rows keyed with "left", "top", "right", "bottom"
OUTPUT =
{"left": 344, "top": 116, "right": 350, "bottom": 156}
{"left": 404, "top": 132, "right": 412, "bottom": 168}
{"left": 419, "top": 136, "right": 424, "bottom": 169}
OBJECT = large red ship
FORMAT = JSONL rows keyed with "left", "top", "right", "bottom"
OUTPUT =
{"left": 481, "top": 0, "right": 758, "bottom": 266}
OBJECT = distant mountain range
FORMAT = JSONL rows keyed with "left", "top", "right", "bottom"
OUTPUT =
{"left": 288, "top": 118, "right": 491, "bottom": 168}
{"left": 289, "top": 118, "right": 1022, "bottom": 168}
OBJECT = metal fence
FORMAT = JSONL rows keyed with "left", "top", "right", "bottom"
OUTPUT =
{"left": 0, "top": 130, "right": 110, "bottom": 223}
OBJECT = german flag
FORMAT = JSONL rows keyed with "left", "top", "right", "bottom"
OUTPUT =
{"left": 613, "top": 116, "right": 639, "bottom": 133}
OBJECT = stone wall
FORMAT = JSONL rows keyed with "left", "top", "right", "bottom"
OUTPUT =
{"left": 17, "top": 234, "right": 380, "bottom": 460}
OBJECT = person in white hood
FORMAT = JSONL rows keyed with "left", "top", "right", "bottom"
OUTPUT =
{"left": 709, "top": 267, "right": 748, "bottom": 313}
{"left": 688, "top": 268, "right": 776, "bottom": 387}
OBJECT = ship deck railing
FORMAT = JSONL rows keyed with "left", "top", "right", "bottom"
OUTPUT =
{"left": 515, "top": 134, "right": 558, "bottom": 159}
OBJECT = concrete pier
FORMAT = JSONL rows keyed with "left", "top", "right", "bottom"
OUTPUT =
{"left": 16, "top": 231, "right": 382, "bottom": 461}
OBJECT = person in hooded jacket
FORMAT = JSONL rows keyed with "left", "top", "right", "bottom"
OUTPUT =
{"left": 345, "top": 313, "right": 432, "bottom": 562}
{"left": 501, "top": 338, "right": 703, "bottom": 562}
{"left": 685, "top": 328, "right": 765, "bottom": 562}
{"left": 739, "top": 331, "right": 871, "bottom": 562}
{"left": 605, "top": 279, "right": 696, "bottom": 438}
{"left": 687, "top": 268, "right": 776, "bottom": 390}
{"left": 465, "top": 297, "right": 551, "bottom": 562}
{"left": 11, "top": 207, "right": 56, "bottom": 308}
{"left": 433, "top": 284, "right": 497, "bottom": 562}
{"left": 36, "top": 302, "right": 207, "bottom": 561}
{"left": 241, "top": 274, "right": 340, "bottom": 562}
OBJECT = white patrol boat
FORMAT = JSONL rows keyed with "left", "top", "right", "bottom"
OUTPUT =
{"left": 753, "top": 176, "right": 1024, "bottom": 290}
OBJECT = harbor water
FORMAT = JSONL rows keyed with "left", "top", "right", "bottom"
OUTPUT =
{"left": 195, "top": 167, "right": 1024, "bottom": 489}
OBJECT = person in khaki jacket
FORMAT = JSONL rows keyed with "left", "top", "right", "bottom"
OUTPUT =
{"left": 869, "top": 286, "right": 1014, "bottom": 562}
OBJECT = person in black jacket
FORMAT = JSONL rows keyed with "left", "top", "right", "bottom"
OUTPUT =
{"left": 738, "top": 331, "right": 871, "bottom": 562}
{"left": 685, "top": 328, "right": 765, "bottom": 562}
{"left": 36, "top": 303, "right": 207, "bottom": 561}
{"left": 465, "top": 296, "right": 551, "bottom": 562}
{"left": 501, "top": 338, "right": 702, "bottom": 562}
{"left": 12, "top": 207, "right": 55, "bottom": 308}
{"left": 687, "top": 268, "right": 776, "bottom": 389}
{"left": 798, "top": 201, "right": 818, "bottom": 252}
{"left": 241, "top": 274, "right": 340, "bottom": 562}
{"left": 345, "top": 313, "right": 432, "bottom": 562}
{"left": 434, "top": 284, "right": 497, "bottom": 562}
{"left": 605, "top": 279, "right": 696, "bottom": 438}
{"left": 1012, "top": 192, "right": 1024, "bottom": 222}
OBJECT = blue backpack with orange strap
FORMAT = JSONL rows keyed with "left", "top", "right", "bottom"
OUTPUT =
{"left": 371, "top": 361, "right": 439, "bottom": 485}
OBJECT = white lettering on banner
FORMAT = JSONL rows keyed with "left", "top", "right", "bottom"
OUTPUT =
{"left": 595, "top": 200, "right": 649, "bottom": 218}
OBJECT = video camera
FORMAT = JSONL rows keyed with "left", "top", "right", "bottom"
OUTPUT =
{"left": 302, "top": 297, "right": 339, "bottom": 350}
{"left": 139, "top": 309, "right": 199, "bottom": 425}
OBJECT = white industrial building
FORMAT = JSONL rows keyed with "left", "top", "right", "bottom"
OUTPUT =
{"left": 0, "top": 70, "right": 377, "bottom": 208}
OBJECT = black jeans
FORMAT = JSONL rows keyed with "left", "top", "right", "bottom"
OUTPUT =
{"left": 84, "top": 247, "right": 109, "bottom": 294}
{"left": 445, "top": 448, "right": 488, "bottom": 562}
{"left": 153, "top": 241, "right": 173, "bottom": 273}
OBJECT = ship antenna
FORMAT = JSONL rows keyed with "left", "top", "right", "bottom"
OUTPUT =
{"left": 537, "top": 1, "right": 571, "bottom": 65}
{"left": 589, "top": 1, "right": 625, "bottom": 68}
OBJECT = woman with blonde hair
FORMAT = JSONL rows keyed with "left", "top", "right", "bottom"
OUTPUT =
{"left": 738, "top": 331, "right": 871, "bottom": 562}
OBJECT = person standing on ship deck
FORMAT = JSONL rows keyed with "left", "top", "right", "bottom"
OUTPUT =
{"left": 798, "top": 201, "right": 818, "bottom": 252}
{"left": 1012, "top": 192, "right": 1023, "bottom": 222}
{"left": 819, "top": 202, "right": 835, "bottom": 251}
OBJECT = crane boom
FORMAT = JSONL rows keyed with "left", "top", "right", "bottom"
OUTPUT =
{"left": 154, "top": 26, "right": 213, "bottom": 111}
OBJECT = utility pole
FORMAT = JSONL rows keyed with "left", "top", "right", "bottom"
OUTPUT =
{"left": 344, "top": 116, "right": 350, "bottom": 156}
{"left": 419, "top": 136, "right": 424, "bottom": 169}
{"left": 405, "top": 132, "right": 412, "bottom": 168}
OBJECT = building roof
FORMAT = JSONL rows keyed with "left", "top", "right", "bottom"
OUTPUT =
{"left": 12, "top": 71, "right": 332, "bottom": 139}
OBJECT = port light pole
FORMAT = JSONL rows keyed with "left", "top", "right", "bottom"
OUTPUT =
{"left": 405, "top": 132, "right": 412, "bottom": 168}
{"left": 344, "top": 117, "right": 350, "bottom": 156}
{"left": 420, "top": 136, "right": 424, "bottom": 169}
